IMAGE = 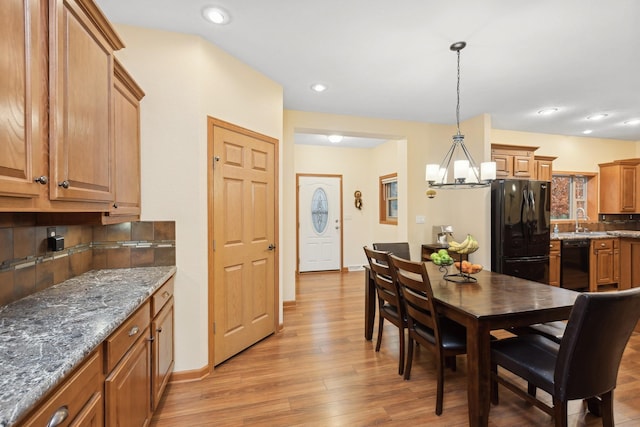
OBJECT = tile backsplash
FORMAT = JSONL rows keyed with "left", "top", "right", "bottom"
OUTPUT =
{"left": 0, "top": 220, "right": 175, "bottom": 306}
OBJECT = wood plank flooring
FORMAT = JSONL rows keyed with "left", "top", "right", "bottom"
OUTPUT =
{"left": 151, "top": 270, "right": 640, "bottom": 426}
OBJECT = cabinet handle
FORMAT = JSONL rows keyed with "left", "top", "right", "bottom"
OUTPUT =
{"left": 113, "top": 203, "right": 118, "bottom": 209}
{"left": 34, "top": 176, "right": 49, "bottom": 185}
{"left": 157, "top": 327, "right": 163, "bottom": 333}
{"left": 58, "top": 180, "right": 69, "bottom": 189}
{"left": 162, "top": 291, "right": 170, "bottom": 299}
{"left": 600, "top": 243, "right": 606, "bottom": 247}
{"left": 47, "top": 406, "right": 69, "bottom": 427}
{"left": 147, "top": 336, "right": 155, "bottom": 342}
{"left": 128, "top": 325, "right": 140, "bottom": 337}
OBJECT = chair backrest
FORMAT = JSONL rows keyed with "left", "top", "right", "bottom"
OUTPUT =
{"left": 388, "top": 254, "right": 441, "bottom": 341}
{"left": 363, "top": 247, "right": 403, "bottom": 311}
{"left": 372, "top": 242, "right": 411, "bottom": 261}
{"left": 555, "top": 287, "right": 640, "bottom": 401}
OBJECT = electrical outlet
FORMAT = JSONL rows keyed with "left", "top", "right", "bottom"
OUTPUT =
{"left": 47, "top": 227, "right": 56, "bottom": 238}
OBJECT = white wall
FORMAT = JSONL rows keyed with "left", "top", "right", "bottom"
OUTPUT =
{"left": 113, "top": 25, "right": 283, "bottom": 372}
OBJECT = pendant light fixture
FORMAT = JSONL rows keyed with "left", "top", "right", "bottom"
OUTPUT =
{"left": 426, "top": 41, "right": 496, "bottom": 188}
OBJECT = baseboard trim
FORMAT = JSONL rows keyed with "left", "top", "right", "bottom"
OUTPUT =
{"left": 169, "top": 365, "right": 210, "bottom": 384}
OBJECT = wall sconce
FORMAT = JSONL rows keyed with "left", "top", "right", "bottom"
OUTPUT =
{"left": 354, "top": 190, "right": 363, "bottom": 209}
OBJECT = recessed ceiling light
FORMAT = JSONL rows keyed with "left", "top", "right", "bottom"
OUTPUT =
{"left": 310, "top": 83, "right": 327, "bottom": 93}
{"left": 624, "top": 118, "right": 640, "bottom": 125}
{"left": 586, "top": 113, "right": 608, "bottom": 120}
{"left": 327, "top": 135, "right": 343, "bottom": 143}
{"left": 537, "top": 108, "right": 558, "bottom": 115}
{"left": 202, "top": 6, "right": 230, "bottom": 25}
{"left": 582, "top": 129, "right": 593, "bottom": 135}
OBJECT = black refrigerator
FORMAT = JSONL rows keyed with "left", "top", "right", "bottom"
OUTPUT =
{"left": 491, "top": 179, "right": 551, "bottom": 283}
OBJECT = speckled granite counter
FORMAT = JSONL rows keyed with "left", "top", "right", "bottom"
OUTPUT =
{"left": 551, "top": 230, "right": 640, "bottom": 240}
{"left": 0, "top": 266, "right": 176, "bottom": 427}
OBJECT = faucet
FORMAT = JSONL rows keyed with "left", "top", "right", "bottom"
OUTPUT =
{"left": 575, "top": 207, "right": 588, "bottom": 232}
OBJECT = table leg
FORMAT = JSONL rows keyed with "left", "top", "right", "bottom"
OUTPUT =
{"left": 364, "top": 267, "right": 375, "bottom": 340}
{"left": 466, "top": 322, "right": 492, "bottom": 426}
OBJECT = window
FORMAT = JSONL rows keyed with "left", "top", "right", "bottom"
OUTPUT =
{"left": 551, "top": 172, "right": 597, "bottom": 220}
{"left": 379, "top": 173, "right": 398, "bottom": 225}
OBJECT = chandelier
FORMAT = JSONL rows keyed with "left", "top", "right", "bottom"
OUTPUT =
{"left": 426, "top": 41, "right": 496, "bottom": 189}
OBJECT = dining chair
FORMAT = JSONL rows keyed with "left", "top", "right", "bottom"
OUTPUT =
{"left": 388, "top": 254, "right": 467, "bottom": 415}
{"left": 363, "top": 246, "right": 407, "bottom": 375}
{"left": 491, "top": 287, "right": 640, "bottom": 427}
{"left": 372, "top": 242, "right": 411, "bottom": 261}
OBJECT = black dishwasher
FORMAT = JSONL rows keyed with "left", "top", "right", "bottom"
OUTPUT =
{"left": 561, "top": 239, "right": 590, "bottom": 291}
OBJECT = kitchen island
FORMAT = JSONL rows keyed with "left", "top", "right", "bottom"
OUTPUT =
{"left": 0, "top": 266, "right": 176, "bottom": 427}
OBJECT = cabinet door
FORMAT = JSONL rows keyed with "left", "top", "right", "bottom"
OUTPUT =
{"left": 536, "top": 160, "right": 553, "bottom": 182}
{"left": 70, "top": 392, "right": 104, "bottom": 427}
{"left": 492, "top": 154, "right": 511, "bottom": 178}
{"left": 152, "top": 299, "right": 174, "bottom": 411}
{"left": 105, "top": 330, "right": 152, "bottom": 427}
{"left": 0, "top": 0, "right": 46, "bottom": 203}
{"left": 513, "top": 155, "right": 534, "bottom": 178}
{"left": 110, "top": 62, "right": 144, "bottom": 218}
{"left": 49, "top": 0, "right": 123, "bottom": 204}
{"left": 620, "top": 165, "right": 636, "bottom": 212}
{"left": 548, "top": 242, "right": 561, "bottom": 286}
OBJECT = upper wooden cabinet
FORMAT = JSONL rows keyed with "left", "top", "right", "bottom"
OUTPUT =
{"left": 534, "top": 155, "right": 556, "bottom": 182}
{"left": 105, "top": 60, "right": 145, "bottom": 221}
{"left": 491, "top": 144, "right": 538, "bottom": 179}
{"left": 0, "top": 0, "right": 47, "bottom": 206}
{"left": 599, "top": 159, "right": 640, "bottom": 214}
{"left": 49, "top": 0, "right": 124, "bottom": 205}
{"left": 1, "top": 0, "right": 143, "bottom": 217}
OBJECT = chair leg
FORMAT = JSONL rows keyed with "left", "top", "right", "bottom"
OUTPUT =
{"left": 527, "top": 382, "right": 537, "bottom": 397}
{"left": 490, "top": 363, "right": 499, "bottom": 405}
{"left": 404, "top": 337, "right": 414, "bottom": 380}
{"left": 375, "top": 316, "right": 384, "bottom": 352}
{"left": 553, "top": 398, "right": 568, "bottom": 427}
{"left": 435, "top": 353, "right": 444, "bottom": 416}
{"left": 398, "top": 326, "right": 405, "bottom": 375}
{"left": 445, "top": 356, "right": 457, "bottom": 372}
{"left": 601, "top": 391, "right": 614, "bottom": 427}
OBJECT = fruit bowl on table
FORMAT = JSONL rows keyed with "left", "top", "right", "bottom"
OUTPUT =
{"left": 454, "top": 261, "right": 483, "bottom": 274}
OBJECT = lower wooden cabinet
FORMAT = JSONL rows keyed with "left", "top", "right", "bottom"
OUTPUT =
{"left": 152, "top": 298, "right": 174, "bottom": 411}
{"left": 105, "top": 327, "right": 152, "bottom": 427}
{"left": 620, "top": 238, "right": 640, "bottom": 289}
{"left": 21, "top": 348, "right": 104, "bottom": 427}
{"left": 589, "top": 238, "right": 618, "bottom": 291}
{"left": 548, "top": 240, "right": 561, "bottom": 286}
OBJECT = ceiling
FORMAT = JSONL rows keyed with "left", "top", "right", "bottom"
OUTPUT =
{"left": 96, "top": 0, "right": 640, "bottom": 145}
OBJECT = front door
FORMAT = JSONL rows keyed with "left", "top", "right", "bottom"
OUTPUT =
{"left": 208, "top": 118, "right": 278, "bottom": 367}
{"left": 297, "top": 175, "right": 342, "bottom": 272}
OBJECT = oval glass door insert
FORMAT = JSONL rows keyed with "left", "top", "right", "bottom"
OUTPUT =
{"left": 311, "top": 188, "right": 329, "bottom": 234}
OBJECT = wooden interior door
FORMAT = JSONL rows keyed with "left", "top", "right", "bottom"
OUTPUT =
{"left": 208, "top": 118, "right": 278, "bottom": 367}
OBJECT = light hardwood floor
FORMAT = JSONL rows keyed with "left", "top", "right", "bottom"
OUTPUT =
{"left": 151, "top": 270, "right": 640, "bottom": 426}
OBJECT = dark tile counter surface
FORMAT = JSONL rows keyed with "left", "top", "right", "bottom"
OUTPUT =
{"left": 0, "top": 266, "right": 177, "bottom": 427}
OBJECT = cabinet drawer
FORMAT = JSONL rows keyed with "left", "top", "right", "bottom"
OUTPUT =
{"left": 550, "top": 240, "right": 560, "bottom": 252}
{"left": 105, "top": 301, "right": 150, "bottom": 372}
{"left": 593, "top": 239, "right": 614, "bottom": 251}
{"left": 21, "top": 348, "right": 103, "bottom": 427}
{"left": 152, "top": 277, "right": 175, "bottom": 317}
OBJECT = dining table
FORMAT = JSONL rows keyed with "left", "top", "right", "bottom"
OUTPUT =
{"left": 363, "top": 262, "right": 579, "bottom": 427}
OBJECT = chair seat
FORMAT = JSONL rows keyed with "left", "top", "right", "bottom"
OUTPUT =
{"left": 511, "top": 321, "right": 566, "bottom": 343}
{"left": 415, "top": 317, "right": 466, "bottom": 350}
{"left": 381, "top": 303, "right": 401, "bottom": 320}
{"left": 491, "top": 334, "right": 559, "bottom": 395}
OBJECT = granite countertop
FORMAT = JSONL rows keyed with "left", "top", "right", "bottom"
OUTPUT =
{"left": 0, "top": 266, "right": 177, "bottom": 427}
{"left": 551, "top": 230, "right": 640, "bottom": 240}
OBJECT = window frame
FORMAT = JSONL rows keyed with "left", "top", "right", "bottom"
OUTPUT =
{"left": 379, "top": 173, "right": 398, "bottom": 225}
{"left": 550, "top": 171, "right": 598, "bottom": 224}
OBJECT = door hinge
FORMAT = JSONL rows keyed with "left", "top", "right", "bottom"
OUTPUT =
{"left": 213, "top": 322, "right": 216, "bottom": 334}
{"left": 213, "top": 240, "right": 216, "bottom": 251}
{"left": 213, "top": 156, "right": 220, "bottom": 169}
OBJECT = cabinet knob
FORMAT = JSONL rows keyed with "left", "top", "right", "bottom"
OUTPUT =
{"left": 113, "top": 203, "right": 118, "bottom": 209}
{"left": 157, "top": 327, "right": 163, "bottom": 333}
{"left": 600, "top": 243, "right": 606, "bottom": 247}
{"left": 128, "top": 325, "right": 140, "bottom": 337}
{"left": 47, "top": 406, "right": 69, "bottom": 427}
{"left": 34, "top": 176, "right": 49, "bottom": 185}
{"left": 58, "top": 180, "right": 69, "bottom": 189}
